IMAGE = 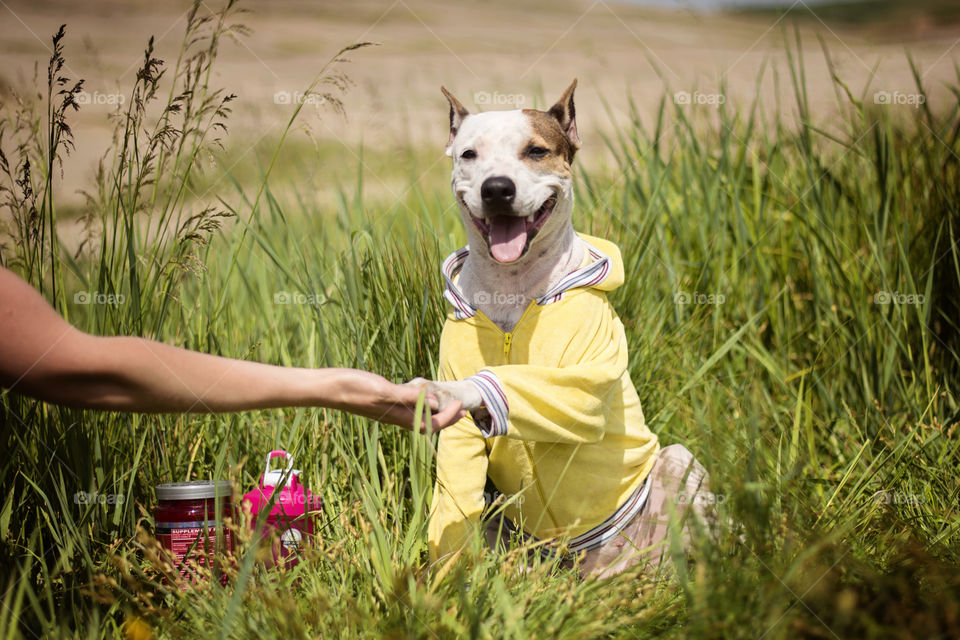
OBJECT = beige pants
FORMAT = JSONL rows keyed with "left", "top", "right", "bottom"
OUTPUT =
{"left": 577, "top": 444, "right": 710, "bottom": 578}
{"left": 484, "top": 444, "right": 710, "bottom": 579}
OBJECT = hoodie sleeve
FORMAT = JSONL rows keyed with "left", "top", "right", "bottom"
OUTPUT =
{"left": 427, "top": 417, "right": 488, "bottom": 561}
{"left": 466, "top": 293, "right": 630, "bottom": 444}
{"left": 428, "top": 348, "right": 490, "bottom": 562}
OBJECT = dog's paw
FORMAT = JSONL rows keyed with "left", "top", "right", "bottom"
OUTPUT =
{"left": 405, "top": 378, "right": 484, "bottom": 412}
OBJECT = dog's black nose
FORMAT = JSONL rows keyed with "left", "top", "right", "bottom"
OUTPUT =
{"left": 481, "top": 176, "right": 516, "bottom": 205}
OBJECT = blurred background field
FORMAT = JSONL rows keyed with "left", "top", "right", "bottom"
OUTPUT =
{"left": 2, "top": 0, "right": 960, "bottom": 220}
{"left": 1, "top": 0, "right": 959, "bottom": 638}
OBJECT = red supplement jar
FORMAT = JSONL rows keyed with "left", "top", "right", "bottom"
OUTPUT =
{"left": 154, "top": 481, "right": 234, "bottom": 584}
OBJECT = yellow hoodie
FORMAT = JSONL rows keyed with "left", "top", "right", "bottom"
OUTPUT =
{"left": 429, "top": 234, "right": 660, "bottom": 560}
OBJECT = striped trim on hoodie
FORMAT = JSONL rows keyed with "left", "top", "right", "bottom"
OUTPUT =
{"left": 466, "top": 370, "right": 509, "bottom": 437}
{"left": 441, "top": 242, "right": 612, "bottom": 320}
{"left": 487, "top": 475, "right": 651, "bottom": 556}
{"left": 566, "top": 476, "right": 650, "bottom": 552}
{"left": 441, "top": 247, "right": 473, "bottom": 319}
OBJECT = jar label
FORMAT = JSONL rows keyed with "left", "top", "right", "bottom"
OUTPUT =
{"left": 156, "top": 521, "right": 233, "bottom": 581}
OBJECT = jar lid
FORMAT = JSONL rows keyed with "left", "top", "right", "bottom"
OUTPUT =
{"left": 155, "top": 480, "right": 232, "bottom": 501}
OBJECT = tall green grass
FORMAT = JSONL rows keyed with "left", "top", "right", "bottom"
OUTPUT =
{"left": 1, "top": 5, "right": 959, "bottom": 638}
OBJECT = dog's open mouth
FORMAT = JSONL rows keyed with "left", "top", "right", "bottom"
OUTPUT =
{"left": 466, "top": 195, "right": 557, "bottom": 263}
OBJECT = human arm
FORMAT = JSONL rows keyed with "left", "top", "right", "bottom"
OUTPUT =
{"left": 0, "top": 267, "right": 462, "bottom": 432}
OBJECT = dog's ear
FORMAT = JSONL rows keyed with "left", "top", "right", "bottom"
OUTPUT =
{"left": 441, "top": 86, "right": 469, "bottom": 156}
{"left": 547, "top": 79, "right": 580, "bottom": 150}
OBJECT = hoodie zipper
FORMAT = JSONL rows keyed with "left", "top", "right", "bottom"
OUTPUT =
{"left": 480, "top": 302, "right": 534, "bottom": 364}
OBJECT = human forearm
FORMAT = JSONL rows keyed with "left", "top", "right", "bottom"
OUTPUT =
{"left": 0, "top": 267, "right": 463, "bottom": 430}
{"left": 18, "top": 334, "right": 462, "bottom": 428}
{"left": 22, "top": 335, "right": 338, "bottom": 413}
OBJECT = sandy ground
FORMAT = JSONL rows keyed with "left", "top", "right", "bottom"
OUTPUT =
{"left": 1, "top": 0, "right": 959, "bottom": 211}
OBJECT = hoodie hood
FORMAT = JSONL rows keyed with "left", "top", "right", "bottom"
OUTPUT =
{"left": 441, "top": 233, "right": 624, "bottom": 320}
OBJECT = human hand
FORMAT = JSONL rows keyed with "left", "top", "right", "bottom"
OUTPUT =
{"left": 404, "top": 377, "right": 484, "bottom": 412}
{"left": 330, "top": 370, "right": 465, "bottom": 433}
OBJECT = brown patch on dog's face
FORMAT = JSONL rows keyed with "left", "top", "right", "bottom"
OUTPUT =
{"left": 520, "top": 109, "right": 576, "bottom": 176}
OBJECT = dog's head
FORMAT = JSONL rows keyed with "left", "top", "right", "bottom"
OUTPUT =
{"left": 441, "top": 81, "right": 580, "bottom": 265}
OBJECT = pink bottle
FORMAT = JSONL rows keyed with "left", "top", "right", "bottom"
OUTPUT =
{"left": 242, "top": 450, "right": 321, "bottom": 567}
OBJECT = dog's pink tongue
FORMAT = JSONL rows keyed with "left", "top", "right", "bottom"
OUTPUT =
{"left": 488, "top": 215, "right": 527, "bottom": 263}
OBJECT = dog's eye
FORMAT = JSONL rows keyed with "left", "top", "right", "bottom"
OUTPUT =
{"left": 460, "top": 149, "right": 477, "bottom": 160}
{"left": 527, "top": 146, "right": 549, "bottom": 159}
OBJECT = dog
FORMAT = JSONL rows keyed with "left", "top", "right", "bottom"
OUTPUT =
{"left": 409, "top": 81, "right": 585, "bottom": 414}
{"left": 409, "top": 81, "right": 704, "bottom": 574}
